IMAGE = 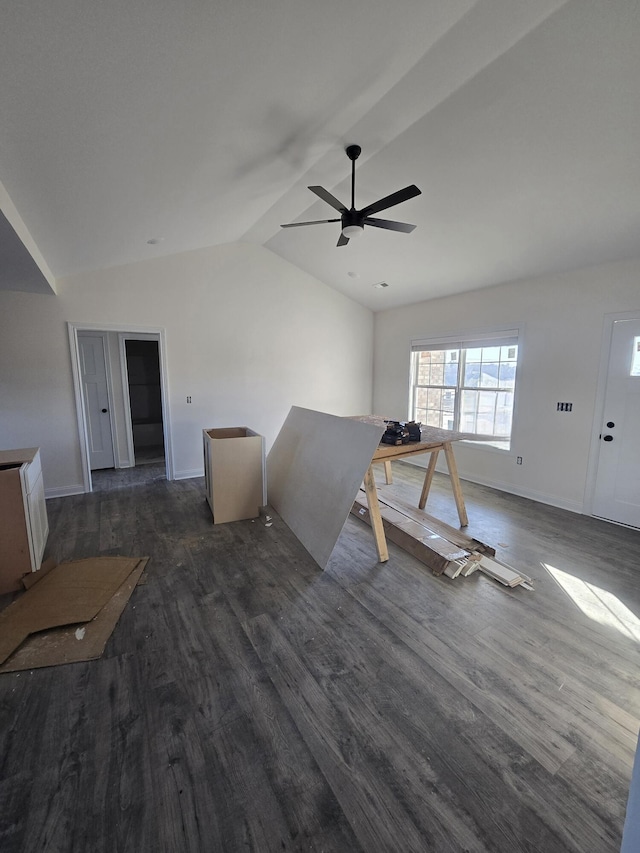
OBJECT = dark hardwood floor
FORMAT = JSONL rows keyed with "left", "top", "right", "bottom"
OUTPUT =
{"left": 1, "top": 461, "right": 638, "bottom": 852}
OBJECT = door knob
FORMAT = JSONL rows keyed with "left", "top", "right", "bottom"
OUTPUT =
{"left": 101, "top": 408, "right": 108, "bottom": 413}
{"left": 606, "top": 421, "right": 615, "bottom": 428}
{"left": 603, "top": 435, "right": 613, "bottom": 442}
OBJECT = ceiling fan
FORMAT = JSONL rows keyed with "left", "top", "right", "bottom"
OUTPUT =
{"left": 281, "top": 144, "right": 421, "bottom": 246}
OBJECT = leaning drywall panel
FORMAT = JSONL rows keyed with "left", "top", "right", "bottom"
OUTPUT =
{"left": 267, "top": 406, "right": 384, "bottom": 569}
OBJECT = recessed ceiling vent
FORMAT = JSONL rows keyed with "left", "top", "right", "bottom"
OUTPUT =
{"left": 373, "top": 281, "right": 389, "bottom": 289}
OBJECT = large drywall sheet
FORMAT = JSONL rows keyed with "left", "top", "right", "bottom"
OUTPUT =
{"left": 267, "top": 407, "right": 384, "bottom": 568}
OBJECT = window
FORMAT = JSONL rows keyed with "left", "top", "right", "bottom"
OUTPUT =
{"left": 410, "top": 330, "right": 519, "bottom": 448}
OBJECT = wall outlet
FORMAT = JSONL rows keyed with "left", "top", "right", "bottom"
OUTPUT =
{"left": 516, "top": 456, "right": 523, "bottom": 465}
{"left": 557, "top": 402, "right": 573, "bottom": 412}
{"left": 186, "top": 396, "right": 192, "bottom": 404}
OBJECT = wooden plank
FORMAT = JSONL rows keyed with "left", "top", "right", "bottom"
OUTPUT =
{"left": 352, "top": 490, "right": 495, "bottom": 574}
{"left": 370, "top": 488, "right": 496, "bottom": 556}
{"left": 477, "top": 555, "right": 531, "bottom": 587}
{"left": 379, "top": 505, "right": 410, "bottom": 525}
{"left": 351, "top": 495, "right": 467, "bottom": 574}
{"left": 372, "top": 441, "right": 445, "bottom": 462}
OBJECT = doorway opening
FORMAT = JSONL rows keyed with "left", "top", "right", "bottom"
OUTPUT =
{"left": 68, "top": 323, "right": 173, "bottom": 493}
{"left": 123, "top": 338, "right": 165, "bottom": 467}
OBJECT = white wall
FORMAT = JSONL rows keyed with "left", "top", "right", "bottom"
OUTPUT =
{"left": 373, "top": 257, "right": 640, "bottom": 513}
{"left": 0, "top": 243, "right": 374, "bottom": 494}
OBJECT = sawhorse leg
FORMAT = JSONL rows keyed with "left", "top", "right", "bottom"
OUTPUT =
{"left": 418, "top": 449, "right": 439, "bottom": 510}
{"left": 443, "top": 442, "right": 468, "bottom": 527}
{"left": 363, "top": 464, "right": 389, "bottom": 562}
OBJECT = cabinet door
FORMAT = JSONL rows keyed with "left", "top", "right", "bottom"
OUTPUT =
{"left": 26, "top": 470, "right": 49, "bottom": 570}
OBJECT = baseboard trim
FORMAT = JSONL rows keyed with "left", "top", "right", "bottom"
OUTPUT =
{"left": 173, "top": 468, "right": 204, "bottom": 480}
{"left": 45, "top": 484, "right": 86, "bottom": 499}
{"left": 402, "top": 460, "right": 584, "bottom": 515}
{"left": 465, "top": 474, "right": 583, "bottom": 515}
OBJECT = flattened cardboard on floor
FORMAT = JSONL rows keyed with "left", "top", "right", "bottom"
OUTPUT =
{"left": 0, "top": 556, "right": 146, "bottom": 666}
{"left": 0, "top": 559, "right": 147, "bottom": 672}
{"left": 267, "top": 407, "right": 384, "bottom": 569}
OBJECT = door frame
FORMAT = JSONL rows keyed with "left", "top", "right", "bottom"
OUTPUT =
{"left": 584, "top": 309, "right": 640, "bottom": 520}
{"left": 68, "top": 322, "right": 174, "bottom": 492}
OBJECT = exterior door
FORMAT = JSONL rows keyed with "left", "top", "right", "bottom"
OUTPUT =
{"left": 592, "top": 317, "right": 640, "bottom": 527}
{"left": 78, "top": 334, "right": 115, "bottom": 470}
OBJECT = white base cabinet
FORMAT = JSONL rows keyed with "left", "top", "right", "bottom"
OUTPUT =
{"left": 0, "top": 447, "right": 49, "bottom": 594}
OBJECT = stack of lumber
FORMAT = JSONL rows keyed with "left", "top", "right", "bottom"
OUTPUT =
{"left": 351, "top": 489, "right": 493, "bottom": 576}
{"left": 351, "top": 490, "right": 533, "bottom": 590}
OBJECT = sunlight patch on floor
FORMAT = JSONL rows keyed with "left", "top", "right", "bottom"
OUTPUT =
{"left": 543, "top": 563, "right": 640, "bottom": 643}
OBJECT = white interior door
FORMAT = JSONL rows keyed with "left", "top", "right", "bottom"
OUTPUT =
{"left": 592, "top": 317, "right": 640, "bottom": 527}
{"left": 78, "top": 334, "right": 115, "bottom": 470}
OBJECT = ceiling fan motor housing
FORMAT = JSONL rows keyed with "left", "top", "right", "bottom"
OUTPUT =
{"left": 342, "top": 209, "right": 362, "bottom": 227}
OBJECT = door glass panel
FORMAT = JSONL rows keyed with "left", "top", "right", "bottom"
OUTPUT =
{"left": 631, "top": 336, "right": 640, "bottom": 376}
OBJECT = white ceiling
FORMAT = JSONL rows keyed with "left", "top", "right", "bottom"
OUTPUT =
{"left": 1, "top": 0, "right": 639, "bottom": 310}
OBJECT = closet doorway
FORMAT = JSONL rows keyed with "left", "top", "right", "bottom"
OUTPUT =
{"left": 121, "top": 336, "right": 165, "bottom": 467}
{"left": 68, "top": 322, "right": 173, "bottom": 493}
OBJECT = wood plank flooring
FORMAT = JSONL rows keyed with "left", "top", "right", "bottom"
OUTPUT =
{"left": 0, "top": 461, "right": 639, "bottom": 852}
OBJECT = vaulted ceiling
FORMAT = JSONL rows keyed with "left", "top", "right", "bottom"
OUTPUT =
{"left": 1, "top": 0, "right": 639, "bottom": 309}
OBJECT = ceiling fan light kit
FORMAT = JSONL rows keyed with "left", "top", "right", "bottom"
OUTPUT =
{"left": 281, "top": 144, "right": 421, "bottom": 247}
{"left": 341, "top": 224, "right": 364, "bottom": 239}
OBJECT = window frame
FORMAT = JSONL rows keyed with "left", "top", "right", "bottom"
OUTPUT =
{"left": 409, "top": 327, "right": 521, "bottom": 451}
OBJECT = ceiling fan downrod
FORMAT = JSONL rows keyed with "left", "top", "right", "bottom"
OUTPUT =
{"left": 345, "top": 144, "right": 361, "bottom": 211}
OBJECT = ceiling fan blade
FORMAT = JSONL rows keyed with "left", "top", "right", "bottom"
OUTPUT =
{"left": 364, "top": 217, "right": 416, "bottom": 233}
{"left": 281, "top": 218, "right": 341, "bottom": 228}
{"left": 361, "top": 184, "right": 421, "bottom": 217}
{"left": 309, "top": 186, "right": 348, "bottom": 213}
{"left": 337, "top": 233, "right": 349, "bottom": 247}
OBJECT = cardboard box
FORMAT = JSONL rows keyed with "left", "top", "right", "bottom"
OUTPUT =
{"left": 203, "top": 428, "right": 264, "bottom": 524}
